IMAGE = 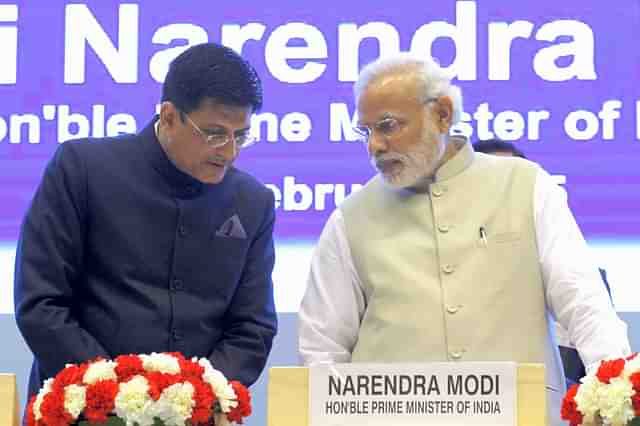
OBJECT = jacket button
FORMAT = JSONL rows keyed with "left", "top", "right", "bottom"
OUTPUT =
{"left": 450, "top": 351, "right": 463, "bottom": 360}
{"left": 171, "top": 279, "right": 183, "bottom": 291}
{"left": 442, "top": 264, "right": 455, "bottom": 274}
{"left": 438, "top": 224, "right": 450, "bottom": 233}
{"left": 446, "top": 305, "right": 460, "bottom": 314}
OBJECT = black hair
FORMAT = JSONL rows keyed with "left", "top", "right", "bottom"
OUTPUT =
{"left": 161, "top": 43, "right": 263, "bottom": 118}
{"left": 472, "top": 138, "right": 526, "bottom": 159}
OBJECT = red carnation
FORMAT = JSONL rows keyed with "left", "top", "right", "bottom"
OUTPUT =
{"left": 40, "top": 389, "right": 73, "bottom": 426}
{"left": 145, "top": 372, "right": 182, "bottom": 401}
{"left": 631, "top": 372, "right": 640, "bottom": 390}
{"left": 25, "top": 395, "right": 38, "bottom": 426}
{"left": 85, "top": 380, "right": 119, "bottom": 424}
{"left": 632, "top": 392, "right": 640, "bottom": 417}
{"left": 179, "top": 358, "right": 205, "bottom": 381}
{"left": 629, "top": 372, "right": 640, "bottom": 417}
{"left": 53, "top": 363, "right": 88, "bottom": 391}
{"left": 596, "top": 358, "right": 626, "bottom": 384}
{"left": 560, "top": 383, "right": 584, "bottom": 426}
{"left": 187, "top": 378, "right": 215, "bottom": 425}
{"left": 115, "top": 354, "right": 145, "bottom": 382}
{"left": 227, "top": 381, "right": 252, "bottom": 424}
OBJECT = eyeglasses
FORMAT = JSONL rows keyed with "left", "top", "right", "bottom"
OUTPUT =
{"left": 353, "top": 116, "right": 404, "bottom": 144}
{"left": 352, "top": 98, "right": 438, "bottom": 144}
{"left": 183, "top": 113, "right": 256, "bottom": 149}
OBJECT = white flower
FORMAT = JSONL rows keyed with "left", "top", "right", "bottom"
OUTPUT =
{"left": 195, "top": 357, "right": 214, "bottom": 368}
{"left": 623, "top": 355, "right": 640, "bottom": 378}
{"left": 215, "top": 412, "right": 232, "bottom": 426}
{"left": 140, "top": 353, "right": 181, "bottom": 375}
{"left": 148, "top": 382, "right": 195, "bottom": 426}
{"left": 33, "top": 378, "right": 53, "bottom": 420}
{"left": 63, "top": 384, "right": 86, "bottom": 419}
{"left": 83, "top": 359, "right": 118, "bottom": 384}
{"left": 575, "top": 375, "right": 603, "bottom": 424}
{"left": 197, "top": 358, "right": 238, "bottom": 412}
{"left": 597, "top": 377, "right": 635, "bottom": 426}
{"left": 114, "top": 376, "right": 155, "bottom": 426}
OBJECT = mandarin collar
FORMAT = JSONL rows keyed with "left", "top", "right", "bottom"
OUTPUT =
{"left": 433, "top": 135, "right": 475, "bottom": 182}
{"left": 140, "top": 116, "right": 205, "bottom": 198}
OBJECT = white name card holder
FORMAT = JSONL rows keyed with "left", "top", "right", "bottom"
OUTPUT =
{"left": 268, "top": 363, "right": 546, "bottom": 426}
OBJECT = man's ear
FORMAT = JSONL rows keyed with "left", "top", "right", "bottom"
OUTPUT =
{"left": 434, "top": 96, "right": 453, "bottom": 133}
{"left": 159, "top": 101, "right": 179, "bottom": 130}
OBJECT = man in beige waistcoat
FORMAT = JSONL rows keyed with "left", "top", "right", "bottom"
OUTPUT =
{"left": 298, "top": 53, "right": 630, "bottom": 426}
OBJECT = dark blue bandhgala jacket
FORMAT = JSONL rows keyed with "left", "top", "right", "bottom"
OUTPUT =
{"left": 14, "top": 118, "right": 277, "bottom": 399}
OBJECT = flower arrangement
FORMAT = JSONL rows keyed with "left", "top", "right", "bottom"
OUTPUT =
{"left": 561, "top": 353, "right": 640, "bottom": 426}
{"left": 25, "top": 352, "right": 251, "bottom": 426}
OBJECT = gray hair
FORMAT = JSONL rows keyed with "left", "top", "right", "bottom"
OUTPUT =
{"left": 353, "top": 53, "right": 464, "bottom": 126}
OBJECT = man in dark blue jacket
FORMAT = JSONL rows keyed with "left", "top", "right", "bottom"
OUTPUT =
{"left": 14, "top": 43, "right": 277, "bottom": 400}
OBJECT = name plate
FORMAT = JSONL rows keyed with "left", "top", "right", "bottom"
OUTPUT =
{"left": 309, "top": 362, "right": 517, "bottom": 426}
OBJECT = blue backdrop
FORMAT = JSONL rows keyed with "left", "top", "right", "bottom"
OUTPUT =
{"left": 1, "top": 1, "right": 639, "bottom": 424}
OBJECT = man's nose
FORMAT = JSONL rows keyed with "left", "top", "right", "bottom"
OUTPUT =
{"left": 367, "top": 131, "right": 388, "bottom": 157}
{"left": 216, "top": 139, "right": 237, "bottom": 159}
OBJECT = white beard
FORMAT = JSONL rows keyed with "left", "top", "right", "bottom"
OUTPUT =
{"left": 371, "top": 132, "right": 447, "bottom": 189}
